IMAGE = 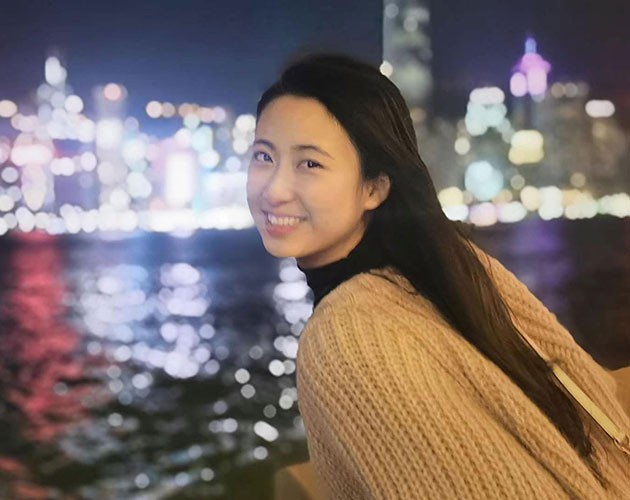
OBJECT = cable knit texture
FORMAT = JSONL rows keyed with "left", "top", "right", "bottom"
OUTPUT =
{"left": 296, "top": 244, "right": 630, "bottom": 499}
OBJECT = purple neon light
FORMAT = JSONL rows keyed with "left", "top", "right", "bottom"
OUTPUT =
{"left": 511, "top": 37, "right": 551, "bottom": 96}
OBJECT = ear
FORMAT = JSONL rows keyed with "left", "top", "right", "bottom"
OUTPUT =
{"left": 363, "top": 174, "right": 391, "bottom": 210}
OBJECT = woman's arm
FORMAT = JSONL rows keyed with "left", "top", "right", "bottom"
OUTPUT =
{"left": 471, "top": 242, "right": 630, "bottom": 429}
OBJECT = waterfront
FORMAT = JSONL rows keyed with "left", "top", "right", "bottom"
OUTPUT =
{"left": 0, "top": 216, "right": 628, "bottom": 499}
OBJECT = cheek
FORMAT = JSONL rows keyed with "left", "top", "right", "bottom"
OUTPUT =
{"left": 246, "top": 169, "right": 264, "bottom": 200}
{"left": 308, "top": 185, "right": 362, "bottom": 222}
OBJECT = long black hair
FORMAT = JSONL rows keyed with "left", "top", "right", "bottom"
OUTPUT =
{"left": 256, "top": 52, "right": 602, "bottom": 480}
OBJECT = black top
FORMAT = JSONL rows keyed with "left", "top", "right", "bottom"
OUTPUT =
{"left": 297, "top": 224, "right": 388, "bottom": 308}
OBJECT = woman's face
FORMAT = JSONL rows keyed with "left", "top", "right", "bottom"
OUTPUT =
{"left": 246, "top": 95, "right": 388, "bottom": 268}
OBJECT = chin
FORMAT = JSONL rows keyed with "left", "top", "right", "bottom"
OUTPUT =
{"left": 261, "top": 239, "right": 298, "bottom": 259}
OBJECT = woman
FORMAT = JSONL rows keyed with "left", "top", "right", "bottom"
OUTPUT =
{"left": 246, "top": 53, "right": 630, "bottom": 499}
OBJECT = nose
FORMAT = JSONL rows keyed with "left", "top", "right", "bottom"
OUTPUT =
{"left": 262, "top": 164, "right": 294, "bottom": 206}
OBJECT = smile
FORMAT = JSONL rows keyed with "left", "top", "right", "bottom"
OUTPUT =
{"left": 265, "top": 212, "right": 304, "bottom": 226}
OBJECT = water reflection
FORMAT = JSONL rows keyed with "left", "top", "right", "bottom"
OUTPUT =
{"left": 0, "top": 237, "right": 109, "bottom": 498}
{"left": 0, "top": 230, "right": 311, "bottom": 498}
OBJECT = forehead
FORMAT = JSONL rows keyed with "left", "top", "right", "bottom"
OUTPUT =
{"left": 255, "top": 95, "right": 348, "bottom": 146}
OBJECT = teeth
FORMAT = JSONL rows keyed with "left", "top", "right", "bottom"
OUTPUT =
{"left": 267, "top": 213, "right": 302, "bottom": 226}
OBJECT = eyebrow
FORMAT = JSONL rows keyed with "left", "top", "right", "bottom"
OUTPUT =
{"left": 253, "top": 139, "right": 334, "bottom": 159}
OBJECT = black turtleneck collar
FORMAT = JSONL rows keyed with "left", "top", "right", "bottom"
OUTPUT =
{"left": 297, "top": 224, "right": 388, "bottom": 308}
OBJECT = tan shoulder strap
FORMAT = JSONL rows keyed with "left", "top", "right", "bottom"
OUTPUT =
{"left": 518, "top": 330, "right": 630, "bottom": 457}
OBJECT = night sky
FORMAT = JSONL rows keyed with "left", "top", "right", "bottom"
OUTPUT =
{"left": 1, "top": 0, "right": 628, "bottom": 131}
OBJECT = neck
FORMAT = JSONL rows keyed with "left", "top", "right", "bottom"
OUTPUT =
{"left": 297, "top": 220, "right": 369, "bottom": 270}
{"left": 297, "top": 223, "right": 387, "bottom": 307}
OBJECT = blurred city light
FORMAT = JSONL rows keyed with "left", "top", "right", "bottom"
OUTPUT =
{"left": 465, "top": 161, "right": 504, "bottom": 201}
{"left": 509, "top": 130, "right": 545, "bottom": 165}
{"left": 45, "top": 56, "right": 67, "bottom": 86}
{"left": 585, "top": 99, "right": 615, "bottom": 118}
{"left": 165, "top": 152, "right": 196, "bottom": 207}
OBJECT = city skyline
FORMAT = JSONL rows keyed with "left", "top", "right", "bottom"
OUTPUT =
{"left": 0, "top": 42, "right": 627, "bottom": 237}
{"left": 0, "top": 1, "right": 628, "bottom": 237}
{"left": 1, "top": 1, "right": 629, "bottom": 127}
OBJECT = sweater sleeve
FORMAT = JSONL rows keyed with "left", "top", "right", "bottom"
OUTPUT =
{"left": 296, "top": 302, "right": 574, "bottom": 500}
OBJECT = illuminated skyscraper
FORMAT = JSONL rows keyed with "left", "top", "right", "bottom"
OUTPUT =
{"left": 383, "top": 0, "right": 460, "bottom": 191}
{"left": 537, "top": 82, "right": 627, "bottom": 195}
{"left": 92, "top": 83, "right": 131, "bottom": 211}
{"left": 382, "top": 0, "right": 433, "bottom": 113}
{"left": 12, "top": 53, "right": 74, "bottom": 216}
{"left": 510, "top": 37, "right": 552, "bottom": 100}
{"left": 36, "top": 53, "right": 101, "bottom": 212}
{"left": 510, "top": 37, "right": 552, "bottom": 131}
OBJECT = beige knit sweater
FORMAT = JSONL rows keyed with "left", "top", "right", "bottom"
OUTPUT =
{"left": 296, "top": 245, "right": 630, "bottom": 499}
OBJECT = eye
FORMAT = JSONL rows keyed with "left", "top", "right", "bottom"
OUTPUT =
{"left": 302, "top": 160, "right": 322, "bottom": 169}
{"left": 252, "top": 151, "right": 272, "bottom": 162}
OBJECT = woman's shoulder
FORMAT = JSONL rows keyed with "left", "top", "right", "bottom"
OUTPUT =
{"left": 302, "top": 266, "right": 445, "bottom": 340}
{"left": 296, "top": 266, "right": 458, "bottom": 391}
{"left": 297, "top": 265, "right": 451, "bottom": 375}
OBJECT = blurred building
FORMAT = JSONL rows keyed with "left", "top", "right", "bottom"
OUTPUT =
{"left": 506, "top": 39, "right": 627, "bottom": 196}
{"left": 382, "top": 0, "right": 460, "bottom": 190}
{"left": 93, "top": 83, "right": 131, "bottom": 211}
{"left": 382, "top": 0, "right": 432, "bottom": 112}
{"left": 535, "top": 83, "right": 627, "bottom": 196}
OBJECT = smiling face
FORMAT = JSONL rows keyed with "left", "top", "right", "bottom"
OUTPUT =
{"left": 246, "top": 95, "right": 389, "bottom": 269}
